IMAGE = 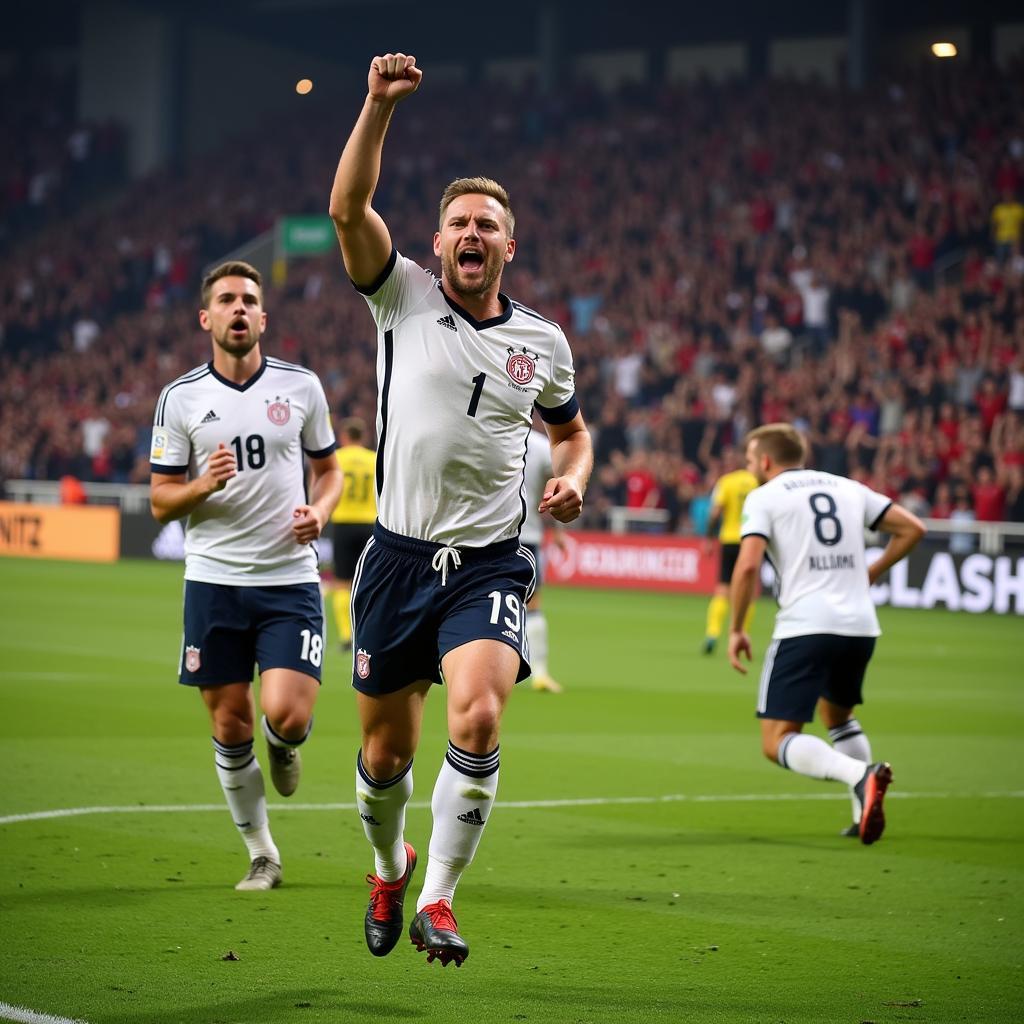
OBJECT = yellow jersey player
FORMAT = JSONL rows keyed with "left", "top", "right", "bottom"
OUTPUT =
{"left": 330, "top": 417, "right": 377, "bottom": 650}
{"left": 703, "top": 450, "right": 758, "bottom": 654}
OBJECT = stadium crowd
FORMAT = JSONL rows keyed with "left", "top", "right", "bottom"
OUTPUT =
{"left": 1, "top": 66, "right": 126, "bottom": 253}
{"left": 2, "top": 58, "right": 1024, "bottom": 530}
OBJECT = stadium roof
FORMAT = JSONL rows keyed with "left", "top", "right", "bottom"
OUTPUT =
{"left": 8, "top": 0, "right": 1024, "bottom": 63}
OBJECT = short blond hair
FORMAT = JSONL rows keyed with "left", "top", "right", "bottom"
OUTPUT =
{"left": 438, "top": 177, "right": 515, "bottom": 236}
{"left": 746, "top": 423, "right": 807, "bottom": 466}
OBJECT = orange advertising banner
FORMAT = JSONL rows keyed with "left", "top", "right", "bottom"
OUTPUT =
{"left": 0, "top": 501, "right": 120, "bottom": 563}
{"left": 542, "top": 529, "right": 717, "bottom": 593}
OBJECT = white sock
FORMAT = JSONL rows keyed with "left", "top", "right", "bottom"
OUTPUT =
{"left": 526, "top": 611, "right": 549, "bottom": 677}
{"left": 356, "top": 751, "right": 413, "bottom": 881}
{"left": 777, "top": 732, "right": 865, "bottom": 788}
{"left": 829, "top": 719, "right": 872, "bottom": 821}
{"left": 417, "top": 742, "right": 499, "bottom": 912}
{"left": 213, "top": 737, "right": 279, "bottom": 864}
{"left": 261, "top": 713, "right": 312, "bottom": 749}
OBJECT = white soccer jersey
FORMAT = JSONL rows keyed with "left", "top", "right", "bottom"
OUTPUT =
{"left": 151, "top": 356, "right": 336, "bottom": 585}
{"left": 357, "top": 251, "right": 579, "bottom": 547}
{"left": 741, "top": 469, "right": 892, "bottom": 639}
{"left": 520, "top": 427, "right": 554, "bottom": 546}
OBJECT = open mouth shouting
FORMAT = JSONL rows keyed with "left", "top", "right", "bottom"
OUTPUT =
{"left": 457, "top": 247, "right": 485, "bottom": 272}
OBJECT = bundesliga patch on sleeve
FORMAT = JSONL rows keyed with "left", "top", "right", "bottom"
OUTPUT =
{"left": 151, "top": 430, "right": 167, "bottom": 459}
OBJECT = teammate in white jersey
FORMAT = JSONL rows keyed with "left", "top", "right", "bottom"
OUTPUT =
{"left": 728, "top": 423, "right": 924, "bottom": 844}
{"left": 150, "top": 261, "right": 341, "bottom": 891}
{"left": 329, "top": 53, "right": 592, "bottom": 966}
{"left": 522, "top": 422, "right": 568, "bottom": 693}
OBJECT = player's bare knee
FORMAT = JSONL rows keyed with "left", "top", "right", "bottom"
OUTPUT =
{"left": 449, "top": 701, "right": 501, "bottom": 753}
{"left": 361, "top": 739, "right": 413, "bottom": 782}
{"left": 265, "top": 707, "right": 310, "bottom": 743}
{"left": 212, "top": 706, "right": 253, "bottom": 746}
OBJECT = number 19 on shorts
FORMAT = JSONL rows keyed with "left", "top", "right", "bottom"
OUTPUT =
{"left": 488, "top": 590, "right": 522, "bottom": 638}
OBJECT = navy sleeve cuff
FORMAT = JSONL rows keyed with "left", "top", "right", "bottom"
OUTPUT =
{"left": 869, "top": 502, "right": 893, "bottom": 531}
{"left": 741, "top": 531, "right": 770, "bottom": 542}
{"left": 351, "top": 247, "right": 398, "bottom": 296}
{"left": 304, "top": 442, "right": 338, "bottom": 459}
{"left": 150, "top": 463, "right": 188, "bottom": 475}
{"left": 535, "top": 395, "right": 580, "bottom": 425}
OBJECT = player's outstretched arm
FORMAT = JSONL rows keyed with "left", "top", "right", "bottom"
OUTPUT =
{"left": 329, "top": 53, "right": 422, "bottom": 288}
{"left": 728, "top": 534, "right": 766, "bottom": 673}
{"left": 540, "top": 415, "right": 593, "bottom": 524}
{"left": 150, "top": 442, "right": 237, "bottom": 523}
{"left": 867, "top": 503, "right": 926, "bottom": 585}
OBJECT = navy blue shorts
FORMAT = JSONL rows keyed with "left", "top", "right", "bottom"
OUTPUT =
{"left": 756, "top": 634, "right": 876, "bottom": 722}
{"left": 179, "top": 580, "right": 325, "bottom": 686}
{"left": 523, "top": 542, "right": 545, "bottom": 592}
{"left": 350, "top": 523, "right": 537, "bottom": 695}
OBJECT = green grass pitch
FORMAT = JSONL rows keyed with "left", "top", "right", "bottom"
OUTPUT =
{"left": 0, "top": 557, "right": 1021, "bottom": 1023}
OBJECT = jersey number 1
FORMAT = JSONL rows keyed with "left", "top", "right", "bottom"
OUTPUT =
{"left": 466, "top": 372, "right": 486, "bottom": 417}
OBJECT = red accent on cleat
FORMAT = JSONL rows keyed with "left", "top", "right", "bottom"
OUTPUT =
{"left": 859, "top": 762, "right": 892, "bottom": 845}
{"left": 408, "top": 899, "right": 469, "bottom": 966}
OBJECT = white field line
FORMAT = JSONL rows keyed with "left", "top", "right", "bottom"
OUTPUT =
{"left": 0, "top": 1002, "right": 89, "bottom": 1024}
{"left": 1, "top": 790, "right": 1022, "bottom": 827}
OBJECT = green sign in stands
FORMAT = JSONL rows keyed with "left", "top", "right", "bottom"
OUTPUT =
{"left": 278, "top": 215, "right": 335, "bottom": 256}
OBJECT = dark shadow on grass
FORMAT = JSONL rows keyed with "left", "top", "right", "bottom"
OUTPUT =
{"left": 107, "top": 988, "right": 428, "bottom": 1023}
{"left": 1, "top": 879, "right": 349, "bottom": 910}
{"left": 102, "top": 980, "right": 730, "bottom": 1023}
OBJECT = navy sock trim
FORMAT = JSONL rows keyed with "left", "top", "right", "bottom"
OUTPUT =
{"left": 357, "top": 750, "right": 413, "bottom": 789}
{"left": 213, "top": 736, "right": 255, "bottom": 771}
{"left": 777, "top": 733, "right": 796, "bottom": 770}
{"left": 263, "top": 714, "right": 313, "bottom": 749}
{"left": 445, "top": 740, "right": 500, "bottom": 778}
{"left": 828, "top": 719, "right": 863, "bottom": 742}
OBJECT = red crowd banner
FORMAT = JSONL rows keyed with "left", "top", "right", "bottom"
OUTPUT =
{"left": 542, "top": 530, "right": 717, "bottom": 593}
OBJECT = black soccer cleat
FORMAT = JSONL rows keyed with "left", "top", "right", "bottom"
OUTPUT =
{"left": 409, "top": 899, "right": 469, "bottom": 967}
{"left": 854, "top": 762, "right": 893, "bottom": 845}
{"left": 364, "top": 843, "right": 417, "bottom": 957}
{"left": 839, "top": 822, "right": 860, "bottom": 838}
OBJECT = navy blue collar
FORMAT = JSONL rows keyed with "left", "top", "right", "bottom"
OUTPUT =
{"left": 442, "top": 286, "right": 513, "bottom": 330}
{"left": 209, "top": 355, "right": 267, "bottom": 391}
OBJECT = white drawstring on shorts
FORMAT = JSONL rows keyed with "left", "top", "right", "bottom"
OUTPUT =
{"left": 431, "top": 545, "right": 462, "bottom": 587}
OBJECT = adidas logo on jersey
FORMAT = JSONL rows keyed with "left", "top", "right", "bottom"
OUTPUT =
{"left": 437, "top": 314, "right": 457, "bottom": 332}
{"left": 200, "top": 409, "right": 220, "bottom": 423}
{"left": 456, "top": 807, "right": 485, "bottom": 826}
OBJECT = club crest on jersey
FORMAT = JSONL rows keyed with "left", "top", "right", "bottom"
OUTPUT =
{"left": 266, "top": 396, "right": 291, "bottom": 426}
{"left": 506, "top": 347, "right": 538, "bottom": 385}
{"left": 355, "top": 648, "right": 372, "bottom": 679}
{"left": 184, "top": 645, "right": 201, "bottom": 673}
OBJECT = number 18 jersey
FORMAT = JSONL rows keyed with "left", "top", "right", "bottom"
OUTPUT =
{"left": 357, "top": 250, "right": 579, "bottom": 548}
{"left": 150, "top": 356, "right": 336, "bottom": 585}
{"left": 740, "top": 469, "right": 892, "bottom": 639}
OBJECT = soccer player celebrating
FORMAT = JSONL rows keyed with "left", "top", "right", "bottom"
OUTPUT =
{"left": 150, "top": 261, "right": 341, "bottom": 890}
{"left": 329, "top": 52, "right": 592, "bottom": 966}
{"left": 728, "top": 423, "right": 925, "bottom": 843}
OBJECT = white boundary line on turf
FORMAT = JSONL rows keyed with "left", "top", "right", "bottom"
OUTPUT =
{"left": 0, "top": 1002, "right": 89, "bottom": 1024}
{"left": 1, "top": 790, "right": 1022, "bottom": 827}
